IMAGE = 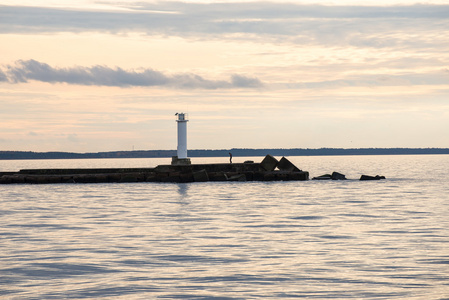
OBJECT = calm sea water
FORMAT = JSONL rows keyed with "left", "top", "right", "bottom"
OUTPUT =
{"left": 1, "top": 155, "right": 448, "bottom": 299}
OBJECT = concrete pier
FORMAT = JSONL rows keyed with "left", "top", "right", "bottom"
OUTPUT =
{"left": 0, "top": 156, "right": 309, "bottom": 184}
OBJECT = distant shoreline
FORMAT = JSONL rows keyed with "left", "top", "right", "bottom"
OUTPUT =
{"left": 1, "top": 148, "right": 449, "bottom": 160}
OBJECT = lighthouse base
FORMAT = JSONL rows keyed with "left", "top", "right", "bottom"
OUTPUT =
{"left": 171, "top": 156, "right": 191, "bottom": 166}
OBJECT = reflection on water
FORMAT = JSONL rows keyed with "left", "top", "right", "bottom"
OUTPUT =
{"left": 1, "top": 155, "right": 449, "bottom": 299}
{"left": 177, "top": 183, "right": 189, "bottom": 198}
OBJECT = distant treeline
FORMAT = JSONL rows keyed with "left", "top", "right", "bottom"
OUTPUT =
{"left": 1, "top": 148, "right": 449, "bottom": 160}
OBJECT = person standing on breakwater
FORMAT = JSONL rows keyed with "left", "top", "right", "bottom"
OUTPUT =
{"left": 229, "top": 152, "right": 233, "bottom": 163}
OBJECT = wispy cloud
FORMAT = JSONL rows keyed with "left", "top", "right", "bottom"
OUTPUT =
{"left": 1, "top": 3, "right": 448, "bottom": 47}
{"left": 0, "top": 69, "right": 8, "bottom": 82}
{"left": 1, "top": 59, "right": 263, "bottom": 89}
{"left": 1, "top": 2, "right": 449, "bottom": 151}
{"left": 2, "top": 59, "right": 446, "bottom": 89}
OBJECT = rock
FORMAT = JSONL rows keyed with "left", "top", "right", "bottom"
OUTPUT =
{"left": 263, "top": 172, "right": 277, "bottom": 181}
{"left": 61, "top": 176, "right": 76, "bottom": 183}
{"left": 227, "top": 174, "right": 246, "bottom": 181}
{"left": 193, "top": 169, "right": 209, "bottom": 182}
{"left": 161, "top": 174, "right": 181, "bottom": 182}
{"left": 155, "top": 172, "right": 169, "bottom": 182}
{"left": 277, "top": 157, "right": 301, "bottom": 172}
{"left": 243, "top": 171, "right": 254, "bottom": 181}
{"left": 47, "top": 176, "right": 62, "bottom": 184}
{"left": 24, "top": 175, "right": 40, "bottom": 184}
{"left": 253, "top": 171, "right": 265, "bottom": 181}
{"left": 289, "top": 171, "right": 309, "bottom": 181}
{"left": 107, "top": 174, "right": 122, "bottom": 182}
{"left": 331, "top": 172, "right": 346, "bottom": 180}
{"left": 260, "top": 155, "right": 278, "bottom": 171}
{"left": 360, "top": 175, "right": 386, "bottom": 181}
{"left": 160, "top": 171, "right": 181, "bottom": 183}
{"left": 2, "top": 175, "right": 24, "bottom": 184}
{"left": 275, "top": 172, "right": 290, "bottom": 181}
{"left": 94, "top": 174, "right": 108, "bottom": 183}
{"left": 0, "top": 175, "right": 12, "bottom": 184}
{"left": 179, "top": 173, "right": 194, "bottom": 183}
{"left": 244, "top": 160, "right": 254, "bottom": 164}
{"left": 312, "top": 174, "right": 332, "bottom": 180}
{"left": 144, "top": 173, "right": 157, "bottom": 182}
{"left": 119, "top": 174, "right": 138, "bottom": 183}
{"left": 207, "top": 172, "right": 227, "bottom": 181}
{"left": 313, "top": 172, "right": 346, "bottom": 180}
{"left": 88, "top": 174, "right": 103, "bottom": 183}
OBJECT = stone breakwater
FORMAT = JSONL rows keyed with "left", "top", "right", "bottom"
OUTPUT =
{"left": 0, "top": 155, "right": 309, "bottom": 184}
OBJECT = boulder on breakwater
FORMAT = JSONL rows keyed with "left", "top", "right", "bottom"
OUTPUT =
{"left": 260, "top": 154, "right": 278, "bottom": 171}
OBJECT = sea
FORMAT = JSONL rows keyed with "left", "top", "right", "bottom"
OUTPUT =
{"left": 1, "top": 155, "right": 448, "bottom": 300}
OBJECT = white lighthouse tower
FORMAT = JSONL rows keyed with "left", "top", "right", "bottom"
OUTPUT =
{"left": 172, "top": 112, "right": 191, "bottom": 165}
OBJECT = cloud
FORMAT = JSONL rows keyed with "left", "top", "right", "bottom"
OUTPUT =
{"left": 1, "top": 3, "right": 448, "bottom": 48}
{"left": 1, "top": 59, "right": 263, "bottom": 89}
{"left": 2, "top": 59, "right": 445, "bottom": 89}
{"left": 279, "top": 69, "right": 449, "bottom": 89}
{"left": 231, "top": 74, "right": 263, "bottom": 88}
{"left": 0, "top": 69, "right": 8, "bottom": 82}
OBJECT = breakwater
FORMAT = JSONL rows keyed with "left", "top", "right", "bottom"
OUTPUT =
{"left": 0, "top": 155, "right": 309, "bottom": 184}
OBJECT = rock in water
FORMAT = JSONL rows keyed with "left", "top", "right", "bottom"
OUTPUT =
{"left": 312, "top": 174, "right": 332, "bottom": 180}
{"left": 360, "top": 175, "right": 386, "bottom": 181}
{"left": 331, "top": 172, "right": 346, "bottom": 180}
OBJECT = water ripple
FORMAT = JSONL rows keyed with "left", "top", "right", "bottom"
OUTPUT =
{"left": 1, "top": 155, "right": 449, "bottom": 299}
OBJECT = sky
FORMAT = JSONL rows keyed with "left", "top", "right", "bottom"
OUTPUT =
{"left": 1, "top": 0, "right": 449, "bottom": 152}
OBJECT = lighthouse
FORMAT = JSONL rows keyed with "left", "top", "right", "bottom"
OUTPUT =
{"left": 172, "top": 113, "right": 191, "bottom": 165}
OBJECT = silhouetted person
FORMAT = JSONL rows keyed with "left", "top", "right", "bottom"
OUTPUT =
{"left": 229, "top": 152, "right": 233, "bottom": 163}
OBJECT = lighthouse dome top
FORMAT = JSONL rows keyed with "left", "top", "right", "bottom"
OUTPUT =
{"left": 175, "top": 112, "right": 188, "bottom": 122}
